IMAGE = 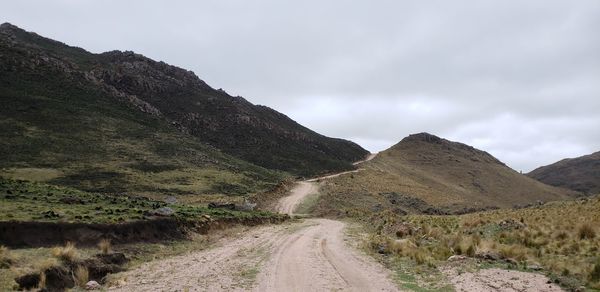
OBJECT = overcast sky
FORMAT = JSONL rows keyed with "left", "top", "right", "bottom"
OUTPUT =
{"left": 4, "top": 0, "right": 600, "bottom": 172}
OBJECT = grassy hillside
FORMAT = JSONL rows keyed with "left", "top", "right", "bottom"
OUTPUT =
{"left": 0, "top": 60, "right": 287, "bottom": 198}
{"left": 0, "top": 22, "right": 291, "bottom": 199}
{"left": 363, "top": 196, "right": 600, "bottom": 290}
{"left": 0, "top": 23, "right": 368, "bottom": 178}
{"left": 314, "top": 133, "right": 578, "bottom": 216}
{"left": 528, "top": 151, "right": 600, "bottom": 195}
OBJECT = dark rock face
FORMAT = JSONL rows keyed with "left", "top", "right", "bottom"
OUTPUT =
{"left": 528, "top": 151, "right": 600, "bottom": 195}
{"left": 0, "top": 23, "right": 368, "bottom": 176}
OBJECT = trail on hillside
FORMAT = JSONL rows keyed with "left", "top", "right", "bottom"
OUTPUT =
{"left": 109, "top": 151, "right": 563, "bottom": 292}
{"left": 110, "top": 153, "right": 399, "bottom": 291}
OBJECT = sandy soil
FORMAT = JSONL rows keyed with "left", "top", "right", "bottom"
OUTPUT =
{"left": 256, "top": 218, "right": 398, "bottom": 292}
{"left": 443, "top": 266, "right": 563, "bottom": 292}
{"left": 275, "top": 181, "right": 318, "bottom": 215}
{"left": 109, "top": 219, "right": 398, "bottom": 292}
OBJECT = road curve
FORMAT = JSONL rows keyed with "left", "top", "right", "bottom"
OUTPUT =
{"left": 109, "top": 153, "right": 398, "bottom": 291}
{"left": 261, "top": 152, "right": 398, "bottom": 291}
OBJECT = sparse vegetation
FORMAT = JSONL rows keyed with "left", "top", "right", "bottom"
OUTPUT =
{"left": 52, "top": 242, "right": 79, "bottom": 263}
{"left": 73, "top": 265, "right": 89, "bottom": 287}
{"left": 359, "top": 196, "right": 600, "bottom": 290}
{"left": 578, "top": 223, "right": 596, "bottom": 240}
{"left": 0, "top": 178, "right": 286, "bottom": 224}
{"left": 0, "top": 246, "right": 14, "bottom": 268}
{"left": 98, "top": 239, "right": 111, "bottom": 254}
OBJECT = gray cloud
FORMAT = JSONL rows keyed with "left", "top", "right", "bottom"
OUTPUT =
{"left": 3, "top": 0, "right": 600, "bottom": 171}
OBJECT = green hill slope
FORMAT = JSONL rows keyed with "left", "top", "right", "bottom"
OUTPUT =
{"left": 0, "top": 23, "right": 368, "bottom": 178}
{"left": 0, "top": 23, "right": 292, "bottom": 198}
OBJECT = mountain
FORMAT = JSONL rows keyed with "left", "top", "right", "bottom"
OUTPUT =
{"left": 0, "top": 23, "right": 367, "bottom": 197}
{"left": 315, "top": 133, "right": 579, "bottom": 216}
{"left": 528, "top": 151, "right": 600, "bottom": 195}
{"left": 0, "top": 23, "right": 368, "bottom": 182}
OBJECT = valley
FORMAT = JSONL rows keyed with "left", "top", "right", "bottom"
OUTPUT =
{"left": 1, "top": 22, "right": 599, "bottom": 292}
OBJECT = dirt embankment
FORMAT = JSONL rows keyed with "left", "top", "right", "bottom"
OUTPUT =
{"left": 0, "top": 216, "right": 287, "bottom": 248}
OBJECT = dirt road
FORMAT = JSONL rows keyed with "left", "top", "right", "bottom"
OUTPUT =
{"left": 110, "top": 153, "right": 399, "bottom": 291}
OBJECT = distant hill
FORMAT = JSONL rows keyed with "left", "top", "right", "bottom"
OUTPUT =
{"left": 528, "top": 151, "right": 600, "bottom": 195}
{"left": 0, "top": 23, "right": 367, "bottom": 185}
{"left": 316, "top": 133, "right": 579, "bottom": 216}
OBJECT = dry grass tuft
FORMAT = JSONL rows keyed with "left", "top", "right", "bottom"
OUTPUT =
{"left": 578, "top": 223, "right": 596, "bottom": 240}
{"left": 38, "top": 272, "right": 46, "bottom": 290}
{"left": 73, "top": 265, "right": 89, "bottom": 287}
{"left": 0, "top": 245, "right": 15, "bottom": 268}
{"left": 52, "top": 242, "right": 79, "bottom": 263}
{"left": 98, "top": 239, "right": 111, "bottom": 254}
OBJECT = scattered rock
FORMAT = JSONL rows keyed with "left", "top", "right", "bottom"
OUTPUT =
{"left": 236, "top": 199, "right": 257, "bottom": 211}
{"left": 475, "top": 250, "right": 503, "bottom": 261}
{"left": 164, "top": 196, "right": 177, "bottom": 204}
{"left": 527, "top": 264, "right": 543, "bottom": 271}
{"left": 499, "top": 219, "right": 526, "bottom": 230}
{"left": 377, "top": 244, "right": 388, "bottom": 254}
{"left": 85, "top": 280, "right": 101, "bottom": 290}
{"left": 207, "top": 202, "right": 235, "bottom": 210}
{"left": 448, "top": 255, "right": 467, "bottom": 261}
{"left": 151, "top": 207, "right": 174, "bottom": 216}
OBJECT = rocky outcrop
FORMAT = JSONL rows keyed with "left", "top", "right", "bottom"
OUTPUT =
{"left": 0, "top": 22, "right": 368, "bottom": 176}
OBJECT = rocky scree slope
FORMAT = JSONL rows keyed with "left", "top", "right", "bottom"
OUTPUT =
{"left": 0, "top": 23, "right": 368, "bottom": 178}
{"left": 528, "top": 151, "right": 600, "bottom": 195}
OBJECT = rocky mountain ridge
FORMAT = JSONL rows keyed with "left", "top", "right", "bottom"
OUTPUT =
{"left": 0, "top": 23, "right": 368, "bottom": 176}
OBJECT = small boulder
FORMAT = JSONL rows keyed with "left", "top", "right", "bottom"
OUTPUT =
{"left": 164, "top": 196, "right": 177, "bottom": 204}
{"left": 475, "top": 250, "right": 503, "bottom": 261}
{"left": 151, "top": 207, "right": 174, "bottom": 216}
{"left": 447, "top": 255, "right": 467, "bottom": 261}
{"left": 85, "top": 280, "right": 101, "bottom": 290}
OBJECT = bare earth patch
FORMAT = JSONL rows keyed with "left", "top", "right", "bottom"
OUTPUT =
{"left": 443, "top": 266, "right": 563, "bottom": 292}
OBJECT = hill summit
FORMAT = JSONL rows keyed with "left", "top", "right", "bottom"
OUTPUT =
{"left": 316, "top": 133, "right": 579, "bottom": 216}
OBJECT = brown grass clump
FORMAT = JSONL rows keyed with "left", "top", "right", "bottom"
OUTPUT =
{"left": 73, "top": 265, "right": 89, "bottom": 287}
{"left": 0, "top": 245, "right": 15, "bottom": 268}
{"left": 52, "top": 242, "right": 79, "bottom": 263}
{"left": 98, "top": 239, "right": 111, "bottom": 254}
{"left": 578, "top": 223, "right": 596, "bottom": 240}
{"left": 38, "top": 272, "right": 46, "bottom": 290}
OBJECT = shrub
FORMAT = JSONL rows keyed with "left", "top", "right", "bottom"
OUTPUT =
{"left": 73, "top": 265, "right": 89, "bottom": 287}
{"left": 98, "top": 239, "right": 111, "bottom": 254}
{"left": 578, "top": 223, "right": 596, "bottom": 240}
{"left": 52, "top": 242, "right": 79, "bottom": 263}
